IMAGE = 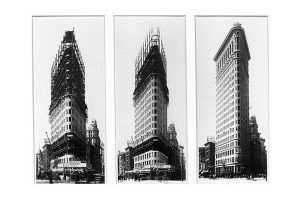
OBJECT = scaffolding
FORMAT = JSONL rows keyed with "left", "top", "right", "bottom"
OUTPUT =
{"left": 48, "top": 30, "right": 88, "bottom": 162}
{"left": 133, "top": 27, "right": 169, "bottom": 103}
{"left": 49, "top": 30, "right": 87, "bottom": 117}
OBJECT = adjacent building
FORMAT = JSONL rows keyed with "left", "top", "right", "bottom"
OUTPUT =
{"left": 100, "top": 141, "right": 105, "bottom": 174}
{"left": 179, "top": 145, "right": 186, "bottom": 180}
{"left": 167, "top": 123, "right": 179, "bottom": 147}
{"left": 86, "top": 119, "right": 103, "bottom": 173}
{"left": 198, "top": 147, "right": 205, "bottom": 173}
{"left": 124, "top": 145, "right": 134, "bottom": 172}
{"left": 167, "top": 123, "right": 184, "bottom": 180}
{"left": 36, "top": 150, "right": 42, "bottom": 178}
{"left": 204, "top": 138, "right": 215, "bottom": 173}
{"left": 213, "top": 23, "right": 251, "bottom": 175}
{"left": 118, "top": 151, "right": 126, "bottom": 176}
{"left": 41, "top": 139, "right": 52, "bottom": 172}
{"left": 249, "top": 116, "right": 267, "bottom": 176}
{"left": 36, "top": 138, "right": 51, "bottom": 178}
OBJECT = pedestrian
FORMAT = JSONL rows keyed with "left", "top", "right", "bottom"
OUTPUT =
{"left": 49, "top": 171, "right": 53, "bottom": 184}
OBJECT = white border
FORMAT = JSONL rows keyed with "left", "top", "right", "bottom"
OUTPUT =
{"left": 1, "top": 0, "right": 300, "bottom": 199}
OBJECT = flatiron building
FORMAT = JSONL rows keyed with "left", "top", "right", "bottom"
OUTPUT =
{"left": 133, "top": 28, "right": 169, "bottom": 170}
{"left": 213, "top": 23, "right": 251, "bottom": 175}
{"left": 49, "top": 30, "right": 88, "bottom": 162}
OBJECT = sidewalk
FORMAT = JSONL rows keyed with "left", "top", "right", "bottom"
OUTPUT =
{"left": 36, "top": 179, "right": 74, "bottom": 184}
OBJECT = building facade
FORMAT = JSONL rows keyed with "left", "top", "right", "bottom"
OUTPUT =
{"left": 118, "top": 151, "right": 126, "bottom": 175}
{"left": 49, "top": 30, "right": 88, "bottom": 165}
{"left": 36, "top": 151, "right": 42, "bottom": 177}
{"left": 86, "top": 119, "right": 103, "bottom": 173}
{"left": 125, "top": 146, "right": 134, "bottom": 172}
{"left": 179, "top": 145, "right": 186, "bottom": 180}
{"left": 214, "top": 23, "right": 251, "bottom": 175}
{"left": 132, "top": 28, "right": 170, "bottom": 171}
{"left": 204, "top": 140, "right": 215, "bottom": 173}
{"left": 41, "top": 142, "right": 51, "bottom": 172}
{"left": 167, "top": 123, "right": 179, "bottom": 146}
{"left": 100, "top": 141, "right": 105, "bottom": 174}
{"left": 249, "top": 116, "right": 267, "bottom": 176}
{"left": 199, "top": 147, "right": 205, "bottom": 173}
{"left": 166, "top": 123, "right": 185, "bottom": 179}
{"left": 36, "top": 139, "right": 51, "bottom": 178}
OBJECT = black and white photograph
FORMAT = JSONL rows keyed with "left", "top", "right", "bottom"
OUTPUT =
{"left": 115, "top": 16, "right": 187, "bottom": 183}
{"left": 196, "top": 16, "right": 268, "bottom": 183}
{"left": 3, "top": 0, "right": 300, "bottom": 199}
{"left": 33, "top": 16, "right": 106, "bottom": 184}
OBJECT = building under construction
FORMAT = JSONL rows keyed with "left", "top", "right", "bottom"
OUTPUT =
{"left": 120, "top": 28, "right": 185, "bottom": 181}
{"left": 49, "top": 30, "right": 88, "bottom": 165}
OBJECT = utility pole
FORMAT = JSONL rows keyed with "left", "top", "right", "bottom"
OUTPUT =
{"left": 45, "top": 132, "right": 53, "bottom": 184}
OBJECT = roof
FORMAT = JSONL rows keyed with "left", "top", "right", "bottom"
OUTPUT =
{"left": 213, "top": 23, "right": 251, "bottom": 61}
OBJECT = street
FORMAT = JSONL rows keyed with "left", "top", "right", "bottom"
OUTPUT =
{"left": 36, "top": 179, "right": 104, "bottom": 184}
{"left": 198, "top": 177, "right": 267, "bottom": 183}
{"left": 36, "top": 179, "right": 73, "bottom": 184}
{"left": 118, "top": 179, "right": 186, "bottom": 184}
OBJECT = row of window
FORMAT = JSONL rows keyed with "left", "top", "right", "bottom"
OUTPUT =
{"left": 134, "top": 159, "right": 166, "bottom": 169}
{"left": 216, "top": 148, "right": 235, "bottom": 159}
{"left": 217, "top": 36, "right": 240, "bottom": 74}
{"left": 134, "top": 151, "right": 167, "bottom": 162}
{"left": 216, "top": 156, "right": 236, "bottom": 165}
{"left": 216, "top": 140, "right": 241, "bottom": 153}
{"left": 217, "top": 62, "right": 235, "bottom": 97}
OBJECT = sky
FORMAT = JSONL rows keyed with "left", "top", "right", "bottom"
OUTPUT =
{"left": 33, "top": 16, "right": 106, "bottom": 152}
{"left": 196, "top": 17, "right": 269, "bottom": 149}
{"left": 114, "top": 16, "right": 187, "bottom": 155}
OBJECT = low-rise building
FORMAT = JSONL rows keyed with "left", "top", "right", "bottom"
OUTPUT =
{"left": 249, "top": 116, "right": 267, "bottom": 176}
{"left": 125, "top": 146, "right": 134, "bottom": 171}
{"left": 86, "top": 119, "right": 102, "bottom": 173}
{"left": 199, "top": 147, "right": 205, "bottom": 173}
{"left": 118, "top": 151, "right": 126, "bottom": 175}
{"left": 204, "top": 139, "right": 215, "bottom": 173}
